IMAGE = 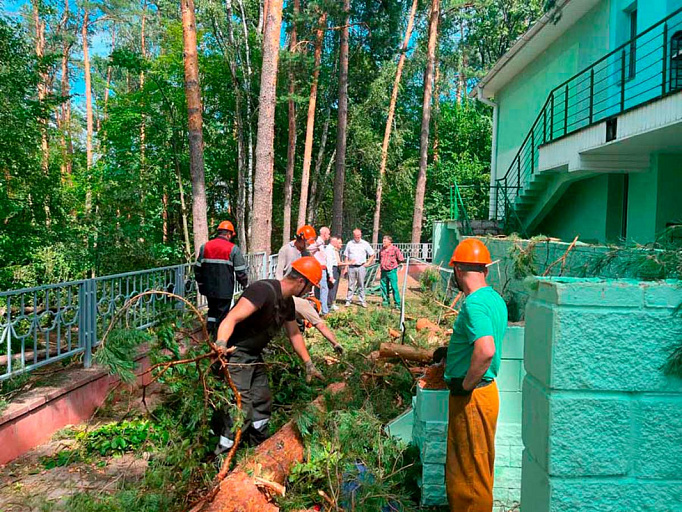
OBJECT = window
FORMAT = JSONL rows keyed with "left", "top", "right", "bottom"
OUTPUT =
{"left": 628, "top": 9, "right": 637, "bottom": 79}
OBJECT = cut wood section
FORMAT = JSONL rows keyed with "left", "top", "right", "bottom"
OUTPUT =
{"left": 197, "top": 382, "right": 346, "bottom": 512}
{"left": 379, "top": 342, "right": 434, "bottom": 364}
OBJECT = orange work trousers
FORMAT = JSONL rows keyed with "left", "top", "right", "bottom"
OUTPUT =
{"left": 445, "top": 380, "right": 499, "bottom": 512}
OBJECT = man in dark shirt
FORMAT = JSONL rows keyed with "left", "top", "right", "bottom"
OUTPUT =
{"left": 194, "top": 221, "right": 248, "bottom": 338}
{"left": 213, "top": 257, "right": 325, "bottom": 454}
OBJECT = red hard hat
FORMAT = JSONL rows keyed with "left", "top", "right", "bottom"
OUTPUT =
{"left": 296, "top": 225, "right": 317, "bottom": 244}
{"left": 449, "top": 239, "right": 492, "bottom": 267}
{"left": 291, "top": 256, "right": 322, "bottom": 286}
{"left": 218, "top": 221, "right": 235, "bottom": 233}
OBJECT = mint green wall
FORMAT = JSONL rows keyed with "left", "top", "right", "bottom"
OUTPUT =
{"left": 495, "top": 1, "right": 611, "bottom": 178}
{"left": 536, "top": 175, "right": 610, "bottom": 244}
{"left": 521, "top": 278, "right": 682, "bottom": 511}
{"left": 655, "top": 154, "right": 682, "bottom": 232}
{"left": 431, "top": 220, "right": 459, "bottom": 267}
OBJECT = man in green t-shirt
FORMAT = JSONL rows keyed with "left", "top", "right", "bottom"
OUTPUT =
{"left": 444, "top": 238, "right": 507, "bottom": 512}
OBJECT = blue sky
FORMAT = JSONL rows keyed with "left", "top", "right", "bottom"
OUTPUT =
{"left": 2, "top": 0, "right": 112, "bottom": 106}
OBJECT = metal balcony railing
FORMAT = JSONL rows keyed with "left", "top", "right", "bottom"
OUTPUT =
{"left": 495, "top": 6, "right": 682, "bottom": 220}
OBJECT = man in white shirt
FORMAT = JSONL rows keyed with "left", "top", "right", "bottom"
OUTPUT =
{"left": 325, "top": 236, "right": 342, "bottom": 311}
{"left": 343, "top": 229, "right": 375, "bottom": 308}
{"left": 311, "top": 227, "right": 331, "bottom": 315}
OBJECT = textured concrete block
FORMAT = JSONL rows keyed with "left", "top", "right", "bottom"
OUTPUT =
{"left": 551, "top": 308, "right": 682, "bottom": 392}
{"left": 521, "top": 450, "right": 550, "bottom": 512}
{"left": 507, "top": 486, "right": 520, "bottom": 503}
{"left": 536, "top": 278, "right": 644, "bottom": 307}
{"left": 423, "top": 420, "right": 448, "bottom": 436}
{"left": 420, "top": 484, "right": 448, "bottom": 506}
{"left": 421, "top": 439, "right": 447, "bottom": 464}
{"left": 502, "top": 325, "right": 525, "bottom": 359}
{"left": 522, "top": 377, "right": 549, "bottom": 471}
{"left": 547, "top": 480, "right": 682, "bottom": 512}
{"left": 524, "top": 300, "right": 554, "bottom": 388}
{"left": 415, "top": 387, "right": 449, "bottom": 422}
{"left": 634, "top": 397, "right": 682, "bottom": 479}
{"left": 498, "top": 360, "right": 522, "bottom": 391}
{"left": 495, "top": 445, "right": 511, "bottom": 467}
{"left": 422, "top": 463, "right": 445, "bottom": 484}
{"left": 496, "top": 422, "right": 522, "bottom": 445}
{"left": 548, "top": 394, "right": 631, "bottom": 476}
{"left": 643, "top": 282, "right": 682, "bottom": 308}
{"left": 510, "top": 444, "right": 523, "bottom": 468}
{"left": 499, "top": 391, "right": 523, "bottom": 424}
{"left": 492, "top": 486, "right": 508, "bottom": 503}
{"left": 495, "top": 466, "right": 522, "bottom": 489}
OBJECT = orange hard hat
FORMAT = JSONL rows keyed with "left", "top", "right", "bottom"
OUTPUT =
{"left": 449, "top": 239, "right": 492, "bottom": 267}
{"left": 218, "top": 221, "right": 235, "bottom": 233}
{"left": 291, "top": 256, "right": 322, "bottom": 286}
{"left": 296, "top": 225, "right": 317, "bottom": 244}
{"left": 306, "top": 296, "right": 322, "bottom": 313}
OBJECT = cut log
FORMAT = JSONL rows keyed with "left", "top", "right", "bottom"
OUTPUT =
{"left": 379, "top": 343, "right": 434, "bottom": 364}
{"left": 199, "top": 382, "right": 346, "bottom": 512}
{"left": 416, "top": 318, "right": 441, "bottom": 333}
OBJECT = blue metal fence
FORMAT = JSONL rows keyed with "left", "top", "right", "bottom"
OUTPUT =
{"left": 1, "top": 244, "right": 432, "bottom": 382}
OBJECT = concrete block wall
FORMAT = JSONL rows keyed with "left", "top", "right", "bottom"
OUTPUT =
{"left": 522, "top": 278, "right": 682, "bottom": 512}
{"left": 412, "top": 325, "right": 525, "bottom": 509}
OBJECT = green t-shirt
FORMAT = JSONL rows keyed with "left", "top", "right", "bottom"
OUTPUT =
{"left": 445, "top": 286, "right": 508, "bottom": 382}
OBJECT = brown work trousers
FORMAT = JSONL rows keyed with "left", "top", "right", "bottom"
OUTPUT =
{"left": 445, "top": 380, "right": 499, "bottom": 512}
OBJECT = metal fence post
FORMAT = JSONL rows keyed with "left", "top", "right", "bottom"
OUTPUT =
{"left": 174, "top": 265, "right": 186, "bottom": 310}
{"left": 79, "top": 279, "right": 97, "bottom": 368}
{"left": 262, "top": 253, "right": 268, "bottom": 280}
{"left": 662, "top": 22, "right": 668, "bottom": 95}
{"left": 621, "top": 50, "right": 626, "bottom": 112}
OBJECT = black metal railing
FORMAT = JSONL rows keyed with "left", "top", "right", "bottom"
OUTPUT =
{"left": 494, "top": 6, "right": 682, "bottom": 222}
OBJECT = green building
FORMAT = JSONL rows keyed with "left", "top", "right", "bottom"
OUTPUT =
{"left": 476, "top": 0, "right": 682, "bottom": 244}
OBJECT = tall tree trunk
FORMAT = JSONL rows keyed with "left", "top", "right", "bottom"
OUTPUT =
{"left": 181, "top": 0, "right": 209, "bottom": 255}
{"left": 433, "top": 41, "right": 441, "bottom": 164}
{"left": 59, "top": 0, "right": 72, "bottom": 178}
{"left": 371, "top": 0, "right": 418, "bottom": 245}
{"left": 104, "top": 26, "right": 115, "bottom": 120}
{"left": 140, "top": 4, "right": 147, "bottom": 172}
{"left": 237, "top": 0, "right": 255, "bottom": 243}
{"left": 250, "top": 0, "right": 284, "bottom": 253}
{"left": 282, "top": 0, "right": 300, "bottom": 242}
{"left": 331, "top": 0, "right": 350, "bottom": 236}
{"left": 297, "top": 10, "right": 326, "bottom": 229}
{"left": 162, "top": 190, "right": 168, "bottom": 243}
{"left": 307, "top": 105, "right": 331, "bottom": 223}
{"left": 83, "top": 8, "right": 94, "bottom": 214}
{"left": 411, "top": 0, "right": 439, "bottom": 244}
{"left": 225, "top": 0, "right": 248, "bottom": 250}
{"left": 33, "top": 1, "right": 48, "bottom": 174}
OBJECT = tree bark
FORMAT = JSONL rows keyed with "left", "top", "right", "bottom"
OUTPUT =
{"left": 379, "top": 342, "right": 434, "bottom": 364}
{"left": 181, "top": 0, "right": 209, "bottom": 255}
{"left": 371, "top": 0, "right": 418, "bottom": 245}
{"left": 331, "top": 0, "right": 350, "bottom": 236}
{"left": 83, "top": 8, "right": 94, "bottom": 214}
{"left": 59, "top": 0, "right": 73, "bottom": 178}
{"left": 237, "top": 0, "right": 255, "bottom": 244}
{"left": 297, "top": 10, "right": 326, "bottom": 230}
{"left": 433, "top": 45, "right": 441, "bottom": 164}
{"left": 411, "top": 0, "right": 439, "bottom": 244}
{"left": 225, "top": 0, "right": 248, "bottom": 250}
{"left": 282, "top": 0, "right": 300, "bottom": 242}
{"left": 140, "top": 4, "right": 147, "bottom": 171}
{"left": 250, "top": 0, "right": 284, "bottom": 254}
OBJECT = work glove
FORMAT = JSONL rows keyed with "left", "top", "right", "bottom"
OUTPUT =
{"left": 305, "top": 360, "right": 324, "bottom": 383}
{"left": 332, "top": 343, "right": 344, "bottom": 355}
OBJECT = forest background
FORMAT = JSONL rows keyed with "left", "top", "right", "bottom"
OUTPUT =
{"left": 0, "top": 0, "right": 551, "bottom": 290}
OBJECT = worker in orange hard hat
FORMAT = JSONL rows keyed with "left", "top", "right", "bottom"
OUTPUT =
{"left": 275, "top": 225, "right": 317, "bottom": 280}
{"left": 293, "top": 295, "right": 344, "bottom": 354}
{"left": 444, "top": 238, "right": 507, "bottom": 512}
{"left": 212, "top": 256, "right": 324, "bottom": 454}
{"left": 194, "top": 221, "right": 248, "bottom": 338}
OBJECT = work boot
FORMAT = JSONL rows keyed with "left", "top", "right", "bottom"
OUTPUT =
{"left": 345, "top": 301, "right": 351, "bottom": 307}
{"left": 214, "top": 435, "right": 234, "bottom": 455}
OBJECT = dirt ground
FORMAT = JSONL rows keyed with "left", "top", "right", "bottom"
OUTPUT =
{"left": 0, "top": 384, "right": 165, "bottom": 511}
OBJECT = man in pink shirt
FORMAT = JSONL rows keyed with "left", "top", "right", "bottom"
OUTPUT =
{"left": 378, "top": 235, "right": 404, "bottom": 308}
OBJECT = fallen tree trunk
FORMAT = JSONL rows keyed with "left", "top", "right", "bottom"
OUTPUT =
{"left": 379, "top": 342, "right": 434, "bottom": 364}
{"left": 197, "top": 382, "right": 346, "bottom": 512}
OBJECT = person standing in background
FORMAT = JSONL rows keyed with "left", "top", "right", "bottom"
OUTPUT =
{"left": 378, "top": 235, "right": 404, "bottom": 308}
{"left": 343, "top": 229, "right": 375, "bottom": 308}
{"left": 311, "top": 227, "right": 331, "bottom": 315}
